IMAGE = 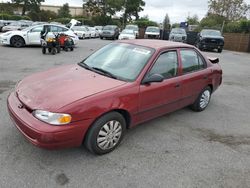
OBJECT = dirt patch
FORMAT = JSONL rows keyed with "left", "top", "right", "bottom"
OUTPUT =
{"left": 55, "top": 173, "right": 69, "bottom": 186}
{"left": 194, "top": 128, "right": 250, "bottom": 149}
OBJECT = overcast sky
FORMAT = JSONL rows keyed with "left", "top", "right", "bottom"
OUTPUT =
{"left": 3, "top": 0, "right": 250, "bottom": 23}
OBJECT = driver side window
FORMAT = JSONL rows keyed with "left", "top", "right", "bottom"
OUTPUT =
{"left": 149, "top": 51, "right": 178, "bottom": 79}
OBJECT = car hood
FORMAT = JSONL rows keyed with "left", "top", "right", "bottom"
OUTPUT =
{"left": 16, "top": 64, "right": 127, "bottom": 111}
{"left": 1, "top": 30, "right": 23, "bottom": 35}
{"left": 119, "top": 33, "right": 135, "bottom": 38}
{"left": 201, "top": 35, "right": 224, "bottom": 40}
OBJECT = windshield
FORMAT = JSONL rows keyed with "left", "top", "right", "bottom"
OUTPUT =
{"left": 201, "top": 30, "right": 221, "bottom": 36}
{"left": 171, "top": 28, "right": 186, "bottom": 34}
{"left": 9, "top": 22, "right": 21, "bottom": 26}
{"left": 125, "top": 25, "right": 138, "bottom": 31}
{"left": 146, "top": 27, "right": 159, "bottom": 33}
{"left": 103, "top": 26, "right": 115, "bottom": 30}
{"left": 121, "top": 29, "right": 134, "bottom": 34}
{"left": 22, "top": 25, "right": 35, "bottom": 31}
{"left": 79, "top": 43, "right": 154, "bottom": 81}
{"left": 73, "top": 26, "right": 86, "bottom": 31}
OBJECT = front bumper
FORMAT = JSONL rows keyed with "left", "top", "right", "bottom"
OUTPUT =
{"left": 201, "top": 43, "right": 223, "bottom": 49}
{"left": 7, "top": 92, "right": 94, "bottom": 149}
{"left": 0, "top": 35, "right": 10, "bottom": 45}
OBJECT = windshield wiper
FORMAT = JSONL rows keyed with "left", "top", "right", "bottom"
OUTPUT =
{"left": 91, "top": 67, "right": 118, "bottom": 79}
{"left": 78, "top": 62, "right": 93, "bottom": 71}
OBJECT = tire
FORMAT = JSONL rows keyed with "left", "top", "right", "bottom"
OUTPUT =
{"left": 51, "top": 48, "right": 56, "bottom": 55}
{"left": 42, "top": 47, "right": 46, "bottom": 54}
{"left": 57, "top": 47, "right": 61, "bottom": 53}
{"left": 64, "top": 47, "right": 68, "bottom": 52}
{"left": 190, "top": 87, "right": 212, "bottom": 112}
{"left": 48, "top": 48, "right": 52, "bottom": 53}
{"left": 100, "top": 36, "right": 103, "bottom": 40}
{"left": 70, "top": 47, "right": 74, "bottom": 51}
{"left": 85, "top": 112, "right": 126, "bottom": 155}
{"left": 218, "top": 48, "right": 222, "bottom": 53}
{"left": 10, "top": 36, "right": 25, "bottom": 48}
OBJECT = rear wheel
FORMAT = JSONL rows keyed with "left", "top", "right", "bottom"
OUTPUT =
{"left": 190, "top": 87, "right": 212, "bottom": 112}
{"left": 85, "top": 112, "right": 126, "bottom": 155}
{"left": 42, "top": 47, "right": 46, "bottom": 54}
{"left": 57, "top": 47, "right": 61, "bottom": 53}
{"left": 10, "top": 36, "right": 25, "bottom": 48}
{"left": 51, "top": 48, "right": 56, "bottom": 55}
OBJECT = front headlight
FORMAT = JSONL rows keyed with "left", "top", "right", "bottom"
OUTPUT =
{"left": 33, "top": 110, "right": 72, "bottom": 125}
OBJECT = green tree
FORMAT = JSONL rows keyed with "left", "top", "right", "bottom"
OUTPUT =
{"left": 58, "top": 3, "right": 71, "bottom": 18}
{"left": 162, "top": 13, "right": 170, "bottom": 30}
{"left": 0, "top": 2, "right": 17, "bottom": 14}
{"left": 12, "top": 0, "right": 44, "bottom": 16}
{"left": 83, "top": 0, "right": 123, "bottom": 16}
{"left": 124, "top": 0, "right": 145, "bottom": 22}
{"left": 208, "top": 0, "right": 250, "bottom": 21}
{"left": 199, "top": 13, "right": 225, "bottom": 30}
{"left": 83, "top": 0, "right": 102, "bottom": 16}
{"left": 28, "top": 9, "right": 57, "bottom": 21}
{"left": 186, "top": 14, "right": 199, "bottom": 25}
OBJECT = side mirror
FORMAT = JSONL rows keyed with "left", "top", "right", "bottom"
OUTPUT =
{"left": 142, "top": 74, "right": 164, "bottom": 85}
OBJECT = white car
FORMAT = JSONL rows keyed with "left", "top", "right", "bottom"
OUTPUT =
{"left": 88, "top": 27, "right": 99, "bottom": 38}
{"left": 0, "top": 24, "right": 79, "bottom": 48}
{"left": 144, "top": 26, "right": 160, "bottom": 39}
{"left": 118, "top": 29, "right": 136, "bottom": 40}
{"left": 72, "top": 26, "right": 91, "bottom": 39}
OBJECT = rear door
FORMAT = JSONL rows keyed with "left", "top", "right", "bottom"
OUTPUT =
{"left": 178, "top": 48, "right": 210, "bottom": 107}
{"left": 137, "top": 50, "right": 182, "bottom": 123}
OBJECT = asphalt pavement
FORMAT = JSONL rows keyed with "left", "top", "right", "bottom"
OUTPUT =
{"left": 0, "top": 39, "right": 250, "bottom": 188}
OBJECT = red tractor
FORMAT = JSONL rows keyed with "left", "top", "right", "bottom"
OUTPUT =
{"left": 57, "top": 34, "right": 74, "bottom": 52}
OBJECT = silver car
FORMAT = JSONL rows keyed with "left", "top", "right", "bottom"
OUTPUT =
{"left": 169, "top": 28, "right": 187, "bottom": 43}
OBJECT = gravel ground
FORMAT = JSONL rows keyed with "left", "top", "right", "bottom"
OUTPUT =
{"left": 0, "top": 39, "right": 250, "bottom": 188}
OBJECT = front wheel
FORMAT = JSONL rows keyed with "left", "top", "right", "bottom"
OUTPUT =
{"left": 218, "top": 48, "right": 222, "bottom": 53}
{"left": 10, "top": 36, "right": 25, "bottom": 48}
{"left": 190, "top": 87, "right": 212, "bottom": 112}
{"left": 85, "top": 112, "right": 126, "bottom": 155}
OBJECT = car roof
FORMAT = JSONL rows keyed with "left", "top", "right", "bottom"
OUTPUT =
{"left": 117, "top": 39, "right": 193, "bottom": 50}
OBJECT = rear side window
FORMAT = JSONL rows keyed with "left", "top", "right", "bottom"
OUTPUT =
{"left": 180, "top": 49, "right": 206, "bottom": 74}
{"left": 149, "top": 51, "right": 178, "bottom": 79}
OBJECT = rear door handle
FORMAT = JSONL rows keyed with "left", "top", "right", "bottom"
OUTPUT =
{"left": 175, "top": 83, "right": 180, "bottom": 88}
{"left": 203, "top": 75, "right": 208, "bottom": 80}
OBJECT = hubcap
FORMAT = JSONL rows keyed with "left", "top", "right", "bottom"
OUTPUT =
{"left": 97, "top": 120, "right": 122, "bottom": 150}
{"left": 200, "top": 90, "right": 210, "bottom": 109}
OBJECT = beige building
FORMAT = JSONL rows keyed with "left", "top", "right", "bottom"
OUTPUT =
{"left": 40, "top": 5, "right": 87, "bottom": 17}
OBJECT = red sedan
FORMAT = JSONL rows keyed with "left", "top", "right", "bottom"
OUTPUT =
{"left": 7, "top": 40, "right": 222, "bottom": 154}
